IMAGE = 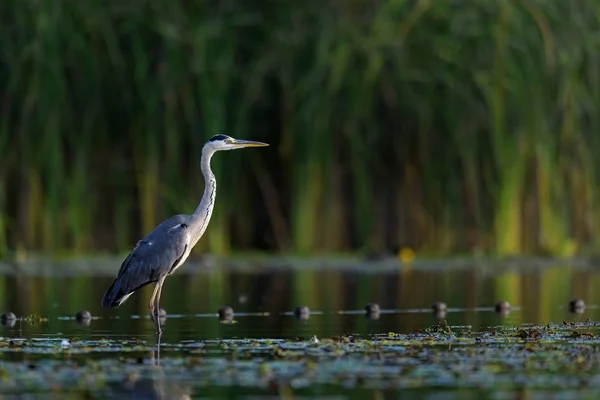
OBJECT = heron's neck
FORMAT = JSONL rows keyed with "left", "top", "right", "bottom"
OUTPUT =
{"left": 190, "top": 147, "right": 217, "bottom": 245}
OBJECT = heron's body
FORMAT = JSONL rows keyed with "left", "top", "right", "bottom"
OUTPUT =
{"left": 100, "top": 134, "right": 268, "bottom": 333}
{"left": 101, "top": 214, "right": 190, "bottom": 308}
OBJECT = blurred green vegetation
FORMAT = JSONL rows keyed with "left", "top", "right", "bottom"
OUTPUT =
{"left": 1, "top": 0, "right": 599, "bottom": 258}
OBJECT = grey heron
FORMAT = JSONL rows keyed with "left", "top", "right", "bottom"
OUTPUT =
{"left": 100, "top": 134, "right": 268, "bottom": 334}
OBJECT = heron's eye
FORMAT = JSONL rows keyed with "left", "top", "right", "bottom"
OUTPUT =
{"left": 224, "top": 138, "right": 233, "bottom": 144}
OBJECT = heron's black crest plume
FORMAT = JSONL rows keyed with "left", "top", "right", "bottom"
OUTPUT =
{"left": 209, "top": 134, "right": 231, "bottom": 142}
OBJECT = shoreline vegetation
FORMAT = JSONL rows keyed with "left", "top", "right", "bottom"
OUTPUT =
{"left": 1, "top": 1, "right": 599, "bottom": 259}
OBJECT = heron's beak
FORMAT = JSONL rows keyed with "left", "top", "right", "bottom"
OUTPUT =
{"left": 232, "top": 139, "right": 269, "bottom": 148}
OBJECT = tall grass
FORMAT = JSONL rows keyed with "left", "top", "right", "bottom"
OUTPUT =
{"left": 1, "top": 0, "right": 600, "bottom": 258}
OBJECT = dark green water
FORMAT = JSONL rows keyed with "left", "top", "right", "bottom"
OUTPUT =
{"left": 0, "top": 260, "right": 599, "bottom": 399}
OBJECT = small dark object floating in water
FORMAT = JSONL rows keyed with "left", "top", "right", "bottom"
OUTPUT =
{"left": 434, "top": 310, "right": 447, "bottom": 320}
{"left": 218, "top": 306, "right": 234, "bottom": 321}
{"left": 365, "top": 303, "right": 380, "bottom": 314}
{"left": 495, "top": 300, "right": 510, "bottom": 315}
{"left": 75, "top": 310, "right": 92, "bottom": 326}
{"left": 76, "top": 310, "right": 92, "bottom": 321}
{"left": 569, "top": 299, "right": 586, "bottom": 314}
{"left": 431, "top": 302, "right": 447, "bottom": 319}
{"left": 365, "top": 303, "right": 381, "bottom": 320}
{"left": 294, "top": 306, "right": 310, "bottom": 320}
{"left": 365, "top": 303, "right": 381, "bottom": 319}
{"left": 0, "top": 312, "right": 16, "bottom": 327}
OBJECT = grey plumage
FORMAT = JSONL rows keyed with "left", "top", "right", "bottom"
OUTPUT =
{"left": 100, "top": 134, "right": 268, "bottom": 334}
{"left": 101, "top": 216, "right": 189, "bottom": 308}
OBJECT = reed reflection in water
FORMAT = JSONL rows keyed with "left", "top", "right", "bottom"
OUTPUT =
{"left": 0, "top": 262, "right": 597, "bottom": 340}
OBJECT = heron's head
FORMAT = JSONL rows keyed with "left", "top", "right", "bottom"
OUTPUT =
{"left": 204, "top": 134, "right": 269, "bottom": 152}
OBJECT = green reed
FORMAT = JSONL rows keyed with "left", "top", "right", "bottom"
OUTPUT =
{"left": 1, "top": 0, "right": 600, "bottom": 258}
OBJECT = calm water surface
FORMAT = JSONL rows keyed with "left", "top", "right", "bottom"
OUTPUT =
{"left": 0, "top": 260, "right": 599, "bottom": 399}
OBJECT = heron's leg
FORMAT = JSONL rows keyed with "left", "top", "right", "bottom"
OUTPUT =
{"left": 149, "top": 276, "right": 166, "bottom": 335}
{"left": 152, "top": 330, "right": 162, "bottom": 365}
{"left": 154, "top": 276, "right": 165, "bottom": 312}
{"left": 148, "top": 279, "right": 161, "bottom": 311}
{"left": 153, "top": 276, "right": 167, "bottom": 333}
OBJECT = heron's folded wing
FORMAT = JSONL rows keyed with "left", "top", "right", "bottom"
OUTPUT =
{"left": 102, "top": 222, "right": 188, "bottom": 307}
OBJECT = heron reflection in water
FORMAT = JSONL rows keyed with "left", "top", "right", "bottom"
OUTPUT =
{"left": 100, "top": 134, "right": 269, "bottom": 337}
{"left": 105, "top": 374, "right": 191, "bottom": 400}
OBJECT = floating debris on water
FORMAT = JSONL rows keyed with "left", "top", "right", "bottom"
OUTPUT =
{"left": 570, "top": 299, "right": 586, "bottom": 314}
{"left": 0, "top": 312, "right": 16, "bottom": 327}
{"left": 75, "top": 310, "right": 92, "bottom": 326}
{"left": 495, "top": 300, "right": 510, "bottom": 315}
{"left": 364, "top": 303, "right": 380, "bottom": 314}
{"left": 364, "top": 303, "right": 380, "bottom": 320}
{"left": 294, "top": 306, "right": 310, "bottom": 320}
{"left": 218, "top": 306, "right": 234, "bottom": 323}
{"left": 431, "top": 301, "right": 447, "bottom": 312}
{"left": 431, "top": 301, "right": 447, "bottom": 319}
